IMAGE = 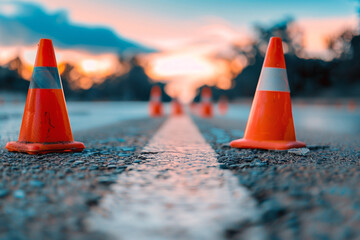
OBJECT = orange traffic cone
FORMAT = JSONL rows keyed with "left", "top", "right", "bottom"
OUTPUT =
{"left": 6, "top": 39, "right": 85, "bottom": 154}
{"left": 230, "top": 37, "right": 305, "bottom": 150}
{"left": 199, "top": 87, "right": 213, "bottom": 118}
{"left": 149, "top": 85, "right": 164, "bottom": 117}
{"left": 348, "top": 99, "right": 356, "bottom": 112}
{"left": 171, "top": 98, "right": 183, "bottom": 116}
{"left": 218, "top": 95, "right": 228, "bottom": 116}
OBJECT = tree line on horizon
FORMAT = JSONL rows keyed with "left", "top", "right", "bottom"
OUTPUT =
{"left": 0, "top": 19, "right": 359, "bottom": 101}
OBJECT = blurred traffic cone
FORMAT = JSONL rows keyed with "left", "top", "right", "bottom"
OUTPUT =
{"left": 149, "top": 85, "right": 164, "bottom": 117}
{"left": 230, "top": 37, "right": 305, "bottom": 150}
{"left": 199, "top": 87, "right": 213, "bottom": 118}
{"left": 348, "top": 99, "right": 356, "bottom": 112}
{"left": 218, "top": 95, "right": 228, "bottom": 116}
{"left": 171, "top": 98, "right": 183, "bottom": 116}
{"left": 6, "top": 39, "right": 85, "bottom": 154}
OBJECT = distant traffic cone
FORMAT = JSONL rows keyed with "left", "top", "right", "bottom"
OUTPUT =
{"left": 218, "top": 95, "right": 228, "bottom": 116}
{"left": 6, "top": 39, "right": 85, "bottom": 154}
{"left": 199, "top": 87, "right": 213, "bottom": 118}
{"left": 171, "top": 98, "right": 183, "bottom": 116}
{"left": 149, "top": 85, "right": 164, "bottom": 117}
{"left": 230, "top": 37, "right": 305, "bottom": 150}
{"left": 348, "top": 99, "right": 356, "bottom": 112}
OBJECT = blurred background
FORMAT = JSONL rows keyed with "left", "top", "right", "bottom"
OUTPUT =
{"left": 0, "top": 0, "right": 359, "bottom": 103}
{"left": 0, "top": 0, "right": 359, "bottom": 141}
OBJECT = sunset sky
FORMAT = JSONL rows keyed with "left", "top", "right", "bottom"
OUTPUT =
{"left": 0, "top": 0, "right": 359, "bottom": 102}
{"left": 16, "top": 0, "right": 359, "bottom": 50}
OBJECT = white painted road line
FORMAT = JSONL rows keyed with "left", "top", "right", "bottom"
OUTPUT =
{"left": 87, "top": 115, "right": 264, "bottom": 240}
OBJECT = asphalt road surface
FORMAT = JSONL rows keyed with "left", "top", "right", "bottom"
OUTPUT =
{"left": 0, "top": 101, "right": 359, "bottom": 240}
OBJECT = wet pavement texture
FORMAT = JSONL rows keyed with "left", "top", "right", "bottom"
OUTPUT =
{"left": 0, "top": 105, "right": 359, "bottom": 240}
{"left": 87, "top": 116, "right": 263, "bottom": 240}
{"left": 0, "top": 118, "right": 164, "bottom": 240}
{"left": 194, "top": 116, "right": 360, "bottom": 240}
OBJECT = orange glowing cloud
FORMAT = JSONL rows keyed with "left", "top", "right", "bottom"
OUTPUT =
{"left": 296, "top": 15, "right": 358, "bottom": 58}
{"left": 139, "top": 15, "right": 358, "bottom": 103}
{"left": 63, "top": 51, "right": 130, "bottom": 90}
{"left": 0, "top": 45, "right": 129, "bottom": 90}
{"left": 141, "top": 42, "right": 246, "bottom": 103}
{"left": 148, "top": 53, "right": 215, "bottom": 79}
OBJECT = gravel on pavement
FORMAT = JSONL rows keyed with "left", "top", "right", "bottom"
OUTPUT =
{"left": 0, "top": 117, "right": 164, "bottom": 240}
{"left": 1, "top": 113, "right": 359, "bottom": 240}
{"left": 194, "top": 116, "right": 360, "bottom": 240}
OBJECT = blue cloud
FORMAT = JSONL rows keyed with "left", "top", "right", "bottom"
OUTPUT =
{"left": 0, "top": 1, "right": 153, "bottom": 54}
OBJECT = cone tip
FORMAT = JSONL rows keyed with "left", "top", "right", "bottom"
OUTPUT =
{"left": 35, "top": 38, "right": 57, "bottom": 67}
{"left": 269, "top": 36, "right": 282, "bottom": 43}
{"left": 151, "top": 85, "right": 161, "bottom": 96}
{"left": 263, "top": 37, "right": 286, "bottom": 69}
{"left": 202, "top": 87, "right": 212, "bottom": 96}
{"left": 39, "top": 38, "right": 53, "bottom": 44}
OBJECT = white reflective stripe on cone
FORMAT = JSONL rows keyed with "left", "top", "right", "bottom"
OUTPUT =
{"left": 151, "top": 96, "right": 161, "bottom": 101}
{"left": 256, "top": 67, "right": 290, "bottom": 92}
